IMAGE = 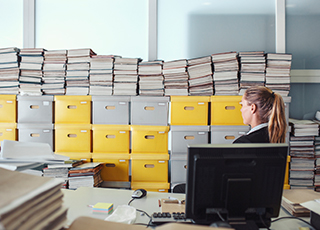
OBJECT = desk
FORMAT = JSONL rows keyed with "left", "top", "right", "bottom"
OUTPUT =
{"left": 62, "top": 187, "right": 314, "bottom": 229}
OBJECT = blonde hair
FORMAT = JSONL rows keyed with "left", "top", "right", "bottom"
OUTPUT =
{"left": 244, "top": 86, "right": 287, "bottom": 143}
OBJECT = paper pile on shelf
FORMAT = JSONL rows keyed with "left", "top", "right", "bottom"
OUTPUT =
{"left": 211, "top": 51, "right": 239, "bottom": 95}
{"left": 66, "top": 48, "right": 96, "bottom": 95}
{"left": 163, "top": 59, "right": 189, "bottom": 96}
{"left": 187, "top": 56, "right": 213, "bottom": 96}
{"left": 238, "top": 51, "right": 265, "bottom": 95}
{"left": 113, "top": 57, "right": 141, "bottom": 95}
{"left": 89, "top": 55, "right": 116, "bottom": 95}
{"left": 19, "top": 48, "right": 45, "bottom": 96}
{"left": 42, "top": 49, "right": 67, "bottom": 95}
{"left": 0, "top": 47, "right": 20, "bottom": 94}
{"left": 265, "top": 53, "right": 292, "bottom": 97}
{"left": 138, "top": 60, "right": 164, "bottom": 96}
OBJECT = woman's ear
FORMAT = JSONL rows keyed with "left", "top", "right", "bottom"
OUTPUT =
{"left": 250, "top": 103, "right": 257, "bottom": 114}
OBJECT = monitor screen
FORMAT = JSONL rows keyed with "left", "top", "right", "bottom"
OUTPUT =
{"left": 185, "top": 143, "right": 288, "bottom": 229}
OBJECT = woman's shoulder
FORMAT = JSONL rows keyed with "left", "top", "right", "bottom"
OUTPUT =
{"left": 233, "top": 126, "right": 269, "bottom": 143}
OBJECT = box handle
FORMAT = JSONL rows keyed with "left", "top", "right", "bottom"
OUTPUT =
{"left": 30, "top": 105, "right": 39, "bottom": 109}
{"left": 30, "top": 133, "right": 40, "bottom": 137}
{"left": 184, "top": 135, "right": 194, "bottom": 140}
{"left": 184, "top": 106, "right": 194, "bottom": 110}
{"left": 0, "top": 132, "right": 2, "bottom": 136}
{"left": 145, "top": 135, "right": 155, "bottom": 139}
{"left": 144, "top": 106, "right": 155, "bottom": 111}
{"left": 224, "top": 135, "right": 235, "bottom": 140}
{"left": 106, "top": 135, "right": 116, "bottom": 139}
{"left": 158, "top": 189, "right": 165, "bottom": 192}
{"left": 184, "top": 165, "right": 187, "bottom": 169}
{"left": 67, "top": 105, "right": 77, "bottom": 109}
{"left": 105, "top": 163, "right": 115, "bottom": 167}
{"left": 105, "top": 106, "right": 115, "bottom": 110}
{"left": 67, "top": 134, "right": 77, "bottom": 138}
{"left": 0, "top": 104, "right": 2, "bottom": 108}
{"left": 144, "top": 164, "right": 155, "bottom": 168}
{"left": 225, "top": 106, "right": 235, "bottom": 110}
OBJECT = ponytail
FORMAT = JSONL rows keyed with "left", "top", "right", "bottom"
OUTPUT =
{"left": 268, "top": 93, "right": 287, "bottom": 143}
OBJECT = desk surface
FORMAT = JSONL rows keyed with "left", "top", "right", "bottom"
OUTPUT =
{"left": 62, "top": 187, "right": 314, "bottom": 229}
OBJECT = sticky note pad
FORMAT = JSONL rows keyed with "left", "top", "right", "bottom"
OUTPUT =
{"left": 92, "top": 202, "right": 114, "bottom": 214}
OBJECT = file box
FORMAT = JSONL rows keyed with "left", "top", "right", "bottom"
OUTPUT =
{"left": 0, "top": 123, "right": 16, "bottom": 145}
{"left": 131, "top": 153, "right": 169, "bottom": 182}
{"left": 92, "top": 125, "right": 130, "bottom": 153}
{"left": 54, "top": 95, "right": 91, "bottom": 124}
{"left": 17, "top": 123, "right": 54, "bottom": 149}
{"left": 210, "top": 95, "right": 244, "bottom": 126}
{"left": 284, "top": 155, "right": 291, "bottom": 190}
{"left": 54, "top": 124, "right": 91, "bottom": 152}
{"left": 92, "top": 95, "right": 130, "bottom": 125}
{"left": 131, "top": 125, "right": 169, "bottom": 154}
{"left": 210, "top": 125, "right": 250, "bottom": 144}
{"left": 92, "top": 153, "right": 130, "bottom": 182}
{"left": 170, "top": 96, "right": 210, "bottom": 126}
{"left": 130, "top": 96, "right": 169, "bottom": 126}
{"left": 131, "top": 182, "right": 170, "bottom": 193}
{"left": 170, "top": 153, "right": 187, "bottom": 184}
{"left": 17, "top": 95, "right": 53, "bottom": 123}
{"left": 169, "top": 125, "right": 209, "bottom": 154}
{"left": 283, "top": 96, "right": 291, "bottom": 124}
{"left": 0, "top": 95, "right": 16, "bottom": 123}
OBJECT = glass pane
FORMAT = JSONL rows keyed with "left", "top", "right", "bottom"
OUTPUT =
{"left": 36, "top": 0, "right": 148, "bottom": 60}
{"left": 286, "top": 0, "right": 320, "bottom": 69}
{"left": 0, "top": 0, "right": 23, "bottom": 47}
{"left": 289, "top": 83, "right": 320, "bottom": 119}
{"left": 158, "top": 0, "right": 275, "bottom": 61}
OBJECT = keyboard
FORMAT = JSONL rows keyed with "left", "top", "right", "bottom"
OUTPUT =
{"left": 151, "top": 212, "right": 192, "bottom": 225}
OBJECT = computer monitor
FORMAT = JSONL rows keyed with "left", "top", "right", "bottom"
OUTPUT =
{"left": 185, "top": 143, "right": 288, "bottom": 230}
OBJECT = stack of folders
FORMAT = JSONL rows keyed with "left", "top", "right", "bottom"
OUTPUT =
{"left": 211, "top": 51, "right": 239, "bottom": 95}
{"left": 187, "top": 56, "right": 213, "bottom": 96}
{"left": 314, "top": 137, "right": 320, "bottom": 191}
{"left": 163, "top": 59, "right": 189, "bottom": 96}
{"left": 42, "top": 49, "right": 67, "bottom": 95}
{"left": 282, "top": 189, "right": 320, "bottom": 217}
{"left": 0, "top": 168, "right": 68, "bottom": 229}
{"left": 68, "top": 162, "right": 103, "bottom": 189}
{"left": 0, "top": 47, "right": 20, "bottom": 94}
{"left": 66, "top": 48, "right": 96, "bottom": 95}
{"left": 19, "top": 48, "right": 45, "bottom": 96}
{"left": 138, "top": 60, "right": 164, "bottom": 96}
{"left": 238, "top": 51, "right": 266, "bottom": 95}
{"left": 265, "top": 53, "right": 292, "bottom": 97}
{"left": 113, "top": 57, "right": 141, "bottom": 95}
{"left": 89, "top": 55, "right": 116, "bottom": 95}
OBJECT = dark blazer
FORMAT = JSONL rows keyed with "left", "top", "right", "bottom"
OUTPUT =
{"left": 233, "top": 126, "right": 269, "bottom": 143}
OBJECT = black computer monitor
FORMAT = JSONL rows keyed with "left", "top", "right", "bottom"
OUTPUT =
{"left": 185, "top": 143, "right": 288, "bottom": 230}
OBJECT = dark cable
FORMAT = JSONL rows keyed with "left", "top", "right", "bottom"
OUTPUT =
{"left": 259, "top": 215, "right": 271, "bottom": 230}
{"left": 271, "top": 216, "right": 315, "bottom": 229}
{"left": 217, "top": 211, "right": 225, "bottom": 222}
{"left": 136, "top": 209, "right": 153, "bottom": 227}
{"left": 128, "top": 198, "right": 135, "bottom": 205}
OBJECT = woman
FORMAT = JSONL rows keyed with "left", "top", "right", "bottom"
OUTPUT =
{"left": 233, "top": 86, "right": 287, "bottom": 143}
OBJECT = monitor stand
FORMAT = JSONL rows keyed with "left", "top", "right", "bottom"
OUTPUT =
{"left": 229, "top": 220, "right": 259, "bottom": 230}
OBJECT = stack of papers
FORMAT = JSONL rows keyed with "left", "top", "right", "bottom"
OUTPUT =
{"left": 0, "top": 47, "right": 20, "bottom": 94}
{"left": 289, "top": 119, "right": 319, "bottom": 137}
{"left": 0, "top": 168, "right": 67, "bottom": 229}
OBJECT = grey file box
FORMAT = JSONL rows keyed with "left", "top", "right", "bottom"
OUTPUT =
{"left": 210, "top": 125, "right": 250, "bottom": 144}
{"left": 170, "top": 153, "right": 187, "bottom": 184}
{"left": 92, "top": 96, "right": 130, "bottom": 125}
{"left": 169, "top": 125, "right": 209, "bottom": 154}
{"left": 283, "top": 96, "right": 291, "bottom": 124}
{"left": 17, "top": 123, "right": 54, "bottom": 149}
{"left": 130, "top": 96, "right": 169, "bottom": 126}
{"left": 17, "top": 95, "right": 54, "bottom": 123}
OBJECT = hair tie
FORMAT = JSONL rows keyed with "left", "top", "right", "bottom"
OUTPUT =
{"left": 271, "top": 92, "right": 275, "bottom": 98}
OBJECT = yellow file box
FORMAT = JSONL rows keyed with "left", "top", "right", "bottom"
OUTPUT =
{"left": 131, "top": 125, "right": 169, "bottom": 154}
{"left": 284, "top": 155, "right": 291, "bottom": 190}
{"left": 92, "top": 153, "right": 130, "bottom": 182}
{"left": 210, "top": 95, "right": 245, "bottom": 126}
{"left": 0, "top": 123, "right": 16, "bottom": 145}
{"left": 0, "top": 95, "right": 16, "bottom": 123}
{"left": 54, "top": 124, "right": 91, "bottom": 153}
{"left": 54, "top": 95, "right": 91, "bottom": 124}
{"left": 131, "top": 182, "right": 170, "bottom": 193}
{"left": 131, "top": 153, "right": 169, "bottom": 182}
{"left": 170, "top": 96, "right": 210, "bottom": 126}
{"left": 92, "top": 125, "right": 130, "bottom": 153}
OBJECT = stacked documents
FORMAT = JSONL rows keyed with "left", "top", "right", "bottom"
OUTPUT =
{"left": 0, "top": 168, "right": 67, "bottom": 229}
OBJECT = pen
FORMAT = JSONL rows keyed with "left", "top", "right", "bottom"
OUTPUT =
{"left": 158, "top": 199, "right": 161, "bottom": 207}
